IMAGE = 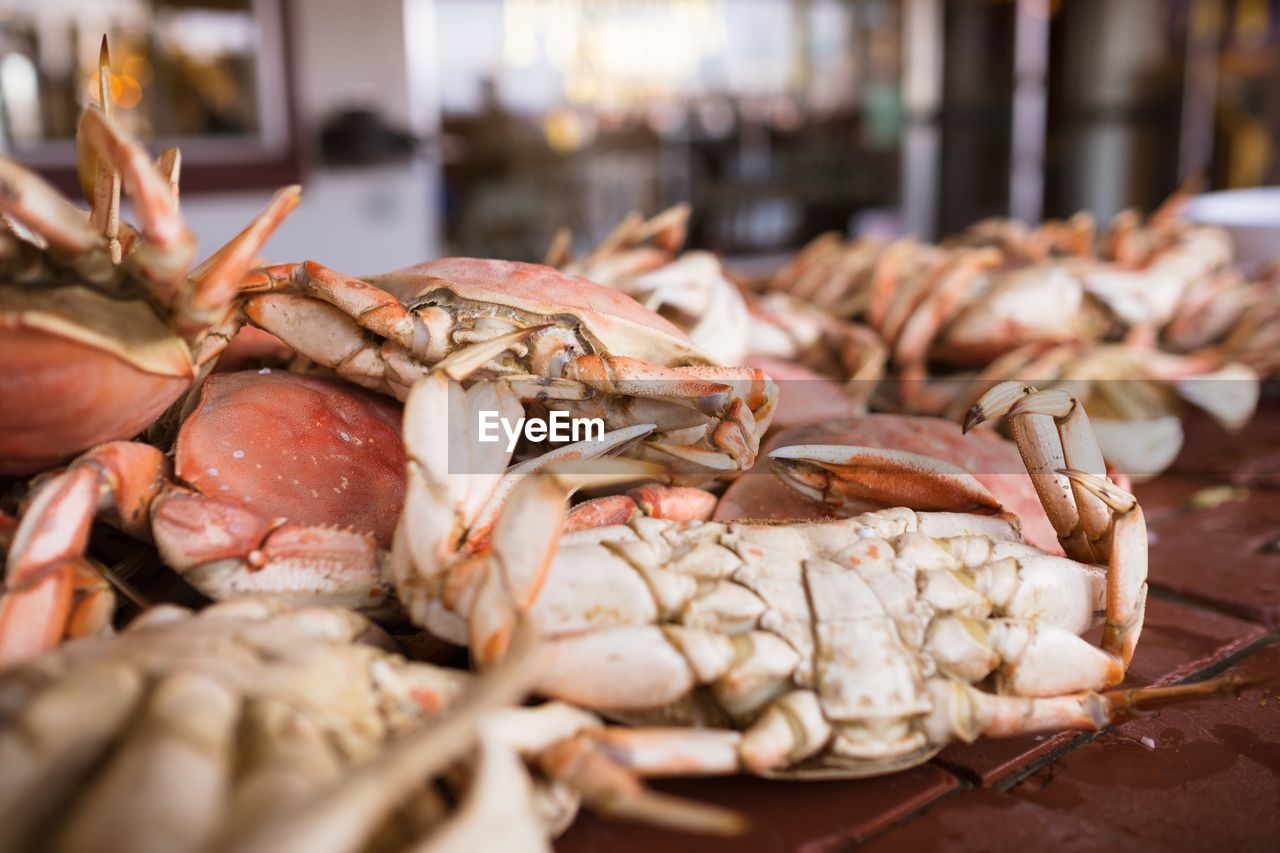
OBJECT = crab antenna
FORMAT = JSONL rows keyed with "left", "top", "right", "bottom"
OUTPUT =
{"left": 89, "top": 36, "right": 122, "bottom": 263}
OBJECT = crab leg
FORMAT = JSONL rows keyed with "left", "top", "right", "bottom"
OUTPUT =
{"left": 863, "top": 239, "right": 918, "bottom": 329}
{"left": 154, "top": 147, "right": 181, "bottom": 195}
{"left": 52, "top": 672, "right": 239, "bottom": 853}
{"left": 926, "top": 674, "right": 1248, "bottom": 744}
{"left": 891, "top": 248, "right": 1001, "bottom": 371}
{"left": 586, "top": 690, "right": 838, "bottom": 775}
{"left": 218, "top": 625, "right": 542, "bottom": 853}
{"left": 393, "top": 365, "right": 659, "bottom": 644}
{"left": 964, "top": 383, "right": 1109, "bottom": 558}
{"left": 562, "top": 483, "right": 719, "bottom": 531}
{"left": 243, "top": 293, "right": 546, "bottom": 399}
{"left": 1063, "top": 469, "right": 1147, "bottom": 669}
{"left": 459, "top": 457, "right": 660, "bottom": 665}
{"left": 964, "top": 381, "right": 1147, "bottom": 673}
{"left": 787, "top": 239, "right": 857, "bottom": 302}
{"left": 243, "top": 293, "right": 419, "bottom": 394}
{"left": 768, "top": 232, "right": 842, "bottom": 294}
{"left": 564, "top": 356, "right": 775, "bottom": 470}
{"left": 77, "top": 107, "right": 196, "bottom": 304}
{"left": 84, "top": 38, "right": 122, "bottom": 263}
{"left": 421, "top": 728, "right": 554, "bottom": 853}
{"left": 433, "top": 700, "right": 743, "bottom": 845}
{"left": 242, "top": 261, "right": 455, "bottom": 363}
{"left": 560, "top": 674, "right": 1247, "bottom": 781}
{"left": 805, "top": 241, "right": 882, "bottom": 310}
{"left": 506, "top": 640, "right": 1239, "bottom": 778}
{"left": 176, "top": 185, "right": 301, "bottom": 335}
{"left": 0, "top": 158, "right": 105, "bottom": 264}
{"left": 0, "top": 442, "right": 167, "bottom": 666}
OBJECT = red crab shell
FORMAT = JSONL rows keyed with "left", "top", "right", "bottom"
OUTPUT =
{"left": 715, "top": 414, "right": 1061, "bottom": 554}
{"left": 172, "top": 370, "right": 406, "bottom": 546}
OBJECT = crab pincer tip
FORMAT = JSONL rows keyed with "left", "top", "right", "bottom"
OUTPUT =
{"left": 961, "top": 404, "right": 985, "bottom": 434}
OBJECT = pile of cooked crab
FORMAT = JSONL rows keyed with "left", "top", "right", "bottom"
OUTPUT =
{"left": 0, "top": 59, "right": 1264, "bottom": 853}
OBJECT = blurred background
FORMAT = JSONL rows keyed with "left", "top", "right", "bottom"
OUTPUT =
{"left": 1, "top": 0, "right": 1276, "bottom": 271}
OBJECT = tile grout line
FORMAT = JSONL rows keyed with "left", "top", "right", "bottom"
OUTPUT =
{"left": 1146, "top": 582, "right": 1271, "bottom": 627}
{"left": 846, "top": 779, "right": 972, "bottom": 850}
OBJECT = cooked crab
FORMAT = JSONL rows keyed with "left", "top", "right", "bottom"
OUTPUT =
{"left": 0, "top": 41, "right": 299, "bottom": 477}
{"left": 383, "top": 376, "right": 1247, "bottom": 779}
{"left": 238, "top": 257, "right": 775, "bottom": 479}
{"left": 0, "top": 598, "right": 739, "bottom": 853}
{"left": 0, "top": 368, "right": 404, "bottom": 665}
{"left": 0, "top": 341, "right": 660, "bottom": 666}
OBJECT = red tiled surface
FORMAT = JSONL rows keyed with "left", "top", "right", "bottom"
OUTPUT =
{"left": 1167, "top": 392, "right": 1280, "bottom": 486}
{"left": 933, "top": 732, "right": 1077, "bottom": 790}
{"left": 858, "top": 787, "right": 1147, "bottom": 853}
{"left": 866, "top": 642, "right": 1279, "bottom": 853}
{"left": 1003, "top": 641, "right": 1280, "bottom": 852}
{"left": 1141, "top": 483, "right": 1280, "bottom": 627}
{"left": 557, "top": 765, "right": 959, "bottom": 853}
{"left": 1132, "top": 475, "right": 1244, "bottom": 525}
{"left": 1122, "top": 596, "right": 1267, "bottom": 686}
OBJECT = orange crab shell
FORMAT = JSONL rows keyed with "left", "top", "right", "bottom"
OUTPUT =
{"left": 173, "top": 370, "right": 407, "bottom": 547}
{"left": 367, "top": 258, "right": 713, "bottom": 366}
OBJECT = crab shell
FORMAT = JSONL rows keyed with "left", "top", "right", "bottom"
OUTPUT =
{"left": 365, "top": 258, "right": 713, "bottom": 366}
{"left": 0, "top": 367, "right": 412, "bottom": 667}
{"left": 0, "top": 286, "right": 193, "bottom": 475}
{"left": 714, "top": 414, "right": 1061, "bottom": 554}
{"left": 166, "top": 370, "right": 407, "bottom": 547}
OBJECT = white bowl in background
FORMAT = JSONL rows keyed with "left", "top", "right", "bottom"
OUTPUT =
{"left": 1185, "top": 187, "right": 1280, "bottom": 269}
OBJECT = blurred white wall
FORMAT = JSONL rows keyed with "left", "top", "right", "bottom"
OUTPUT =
{"left": 181, "top": 0, "right": 439, "bottom": 272}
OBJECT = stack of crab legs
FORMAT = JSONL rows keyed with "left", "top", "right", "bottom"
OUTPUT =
{"left": 0, "top": 43, "right": 1259, "bottom": 852}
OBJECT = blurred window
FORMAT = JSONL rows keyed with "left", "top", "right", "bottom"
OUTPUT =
{"left": 0, "top": 0, "right": 294, "bottom": 187}
{"left": 432, "top": 0, "right": 905, "bottom": 259}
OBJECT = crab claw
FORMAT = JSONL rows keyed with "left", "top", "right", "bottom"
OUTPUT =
{"left": 962, "top": 381, "right": 1109, "bottom": 557}
{"left": 767, "top": 444, "right": 1002, "bottom": 514}
{"left": 465, "top": 456, "right": 664, "bottom": 665}
{"left": 1058, "top": 467, "right": 1146, "bottom": 670}
{"left": 963, "top": 380, "right": 1147, "bottom": 679}
{"left": 963, "top": 382, "right": 1038, "bottom": 434}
